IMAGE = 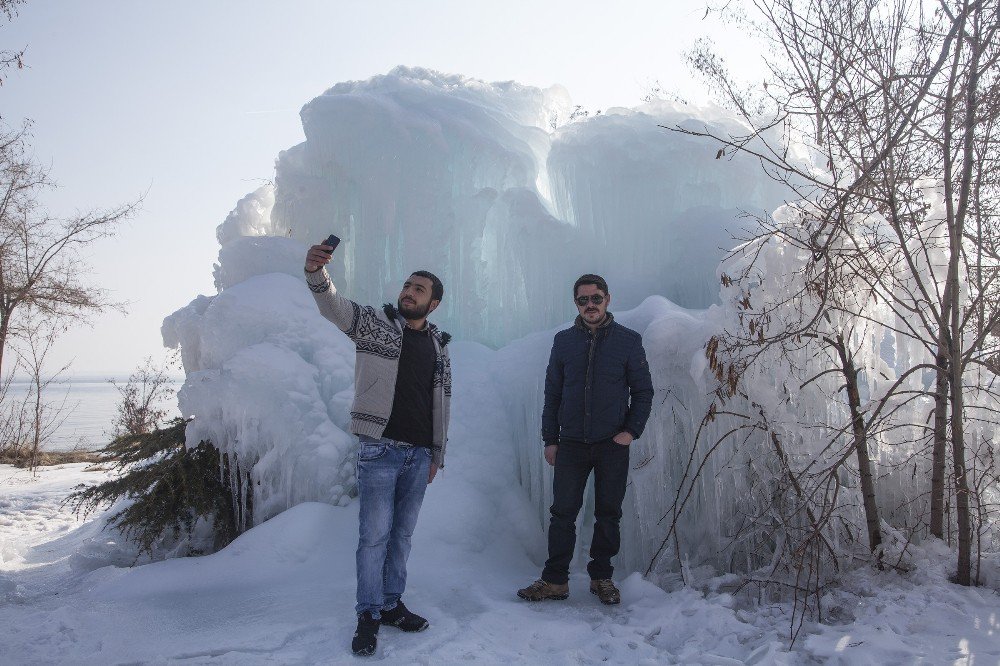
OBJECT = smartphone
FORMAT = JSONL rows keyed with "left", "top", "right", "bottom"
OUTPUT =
{"left": 322, "top": 234, "right": 341, "bottom": 254}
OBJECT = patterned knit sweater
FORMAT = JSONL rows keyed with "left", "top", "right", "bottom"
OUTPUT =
{"left": 305, "top": 267, "right": 453, "bottom": 468}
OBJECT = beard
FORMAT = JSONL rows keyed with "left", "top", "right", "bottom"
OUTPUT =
{"left": 398, "top": 297, "right": 432, "bottom": 320}
{"left": 581, "top": 307, "right": 608, "bottom": 327}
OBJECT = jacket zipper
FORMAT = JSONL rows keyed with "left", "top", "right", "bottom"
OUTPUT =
{"left": 583, "top": 330, "right": 596, "bottom": 443}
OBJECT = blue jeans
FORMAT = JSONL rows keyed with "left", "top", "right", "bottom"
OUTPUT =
{"left": 355, "top": 435, "right": 432, "bottom": 618}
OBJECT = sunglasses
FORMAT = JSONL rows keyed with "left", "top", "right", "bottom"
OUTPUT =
{"left": 575, "top": 294, "right": 605, "bottom": 306}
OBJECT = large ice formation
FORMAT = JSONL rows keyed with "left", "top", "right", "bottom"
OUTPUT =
{"left": 162, "top": 68, "right": 806, "bottom": 571}
{"left": 222, "top": 67, "right": 789, "bottom": 347}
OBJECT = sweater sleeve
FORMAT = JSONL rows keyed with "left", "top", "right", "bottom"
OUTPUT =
{"left": 434, "top": 349, "right": 452, "bottom": 469}
{"left": 304, "top": 267, "right": 362, "bottom": 336}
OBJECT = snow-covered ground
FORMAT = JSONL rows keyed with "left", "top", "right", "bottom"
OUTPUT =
{"left": 2, "top": 343, "right": 999, "bottom": 664}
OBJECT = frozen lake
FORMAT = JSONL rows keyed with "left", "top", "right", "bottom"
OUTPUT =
{"left": 7, "top": 377, "right": 182, "bottom": 452}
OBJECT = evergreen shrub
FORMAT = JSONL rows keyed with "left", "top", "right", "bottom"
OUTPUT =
{"left": 69, "top": 418, "right": 238, "bottom": 558}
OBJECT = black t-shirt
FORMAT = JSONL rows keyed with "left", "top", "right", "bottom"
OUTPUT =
{"left": 382, "top": 325, "right": 436, "bottom": 447}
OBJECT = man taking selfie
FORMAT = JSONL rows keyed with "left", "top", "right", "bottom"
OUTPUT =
{"left": 304, "top": 238, "right": 451, "bottom": 657}
{"left": 517, "top": 274, "right": 653, "bottom": 606}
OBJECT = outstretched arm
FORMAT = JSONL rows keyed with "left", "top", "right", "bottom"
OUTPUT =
{"left": 304, "top": 243, "right": 361, "bottom": 334}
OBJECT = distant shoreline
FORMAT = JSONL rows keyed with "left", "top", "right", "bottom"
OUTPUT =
{"left": 6, "top": 376, "right": 186, "bottom": 385}
{"left": 0, "top": 449, "right": 104, "bottom": 467}
{"left": 3, "top": 379, "right": 184, "bottom": 455}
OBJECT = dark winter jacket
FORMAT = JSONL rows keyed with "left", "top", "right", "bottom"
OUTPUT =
{"left": 541, "top": 313, "right": 654, "bottom": 445}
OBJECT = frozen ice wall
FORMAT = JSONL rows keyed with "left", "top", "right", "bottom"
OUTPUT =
{"left": 165, "top": 188, "right": 354, "bottom": 526}
{"left": 268, "top": 67, "right": 574, "bottom": 348}
{"left": 547, "top": 103, "right": 790, "bottom": 310}
{"left": 263, "top": 67, "right": 790, "bottom": 347}
{"left": 163, "top": 244, "right": 360, "bottom": 525}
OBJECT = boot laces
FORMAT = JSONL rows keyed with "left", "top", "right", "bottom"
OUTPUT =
{"left": 594, "top": 579, "right": 617, "bottom": 594}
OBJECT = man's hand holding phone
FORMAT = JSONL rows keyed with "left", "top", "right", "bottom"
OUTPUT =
{"left": 305, "top": 234, "right": 341, "bottom": 272}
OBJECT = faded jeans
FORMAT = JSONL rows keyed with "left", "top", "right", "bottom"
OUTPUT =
{"left": 355, "top": 435, "right": 432, "bottom": 618}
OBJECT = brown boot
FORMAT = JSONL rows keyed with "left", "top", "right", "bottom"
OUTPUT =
{"left": 590, "top": 579, "right": 620, "bottom": 605}
{"left": 517, "top": 579, "right": 569, "bottom": 601}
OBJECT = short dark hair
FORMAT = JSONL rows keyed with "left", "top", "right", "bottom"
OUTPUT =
{"left": 411, "top": 270, "right": 444, "bottom": 302}
{"left": 573, "top": 273, "right": 609, "bottom": 298}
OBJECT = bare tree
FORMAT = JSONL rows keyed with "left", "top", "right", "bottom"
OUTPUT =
{"left": 0, "top": 2, "right": 140, "bottom": 464}
{"left": 0, "top": 127, "right": 137, "bottom": 381}
{"left": 18, "top": 318, "right": 70, "bottom": 471}
{"left": 0, "top": 125, "right": 137, "bottom": 462}
{"left": 672, "top": 0, "right": 1000, "bottom": 586}
{"left": 0, "top": 315, "right": 73, "bottom": 469}
{"left": 110, "top": 356, "right": 176, "bottom": 438}
{"left": 0, "top": 0, "right": 25, "bottom": 91}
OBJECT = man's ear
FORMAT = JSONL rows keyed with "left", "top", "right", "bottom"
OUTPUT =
{"left": 428, "top": 300, "right": 440, "bottom": 314}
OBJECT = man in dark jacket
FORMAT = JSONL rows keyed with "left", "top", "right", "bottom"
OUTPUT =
{"left": 517, "top": 274, "right": 654, "bottom": 605}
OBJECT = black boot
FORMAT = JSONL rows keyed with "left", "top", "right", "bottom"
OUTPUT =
{"left": 352, "top": 611, "right": 380, "bottom": 656}
{"left": 379, "top": 600, "right": 429, "bottom": 632}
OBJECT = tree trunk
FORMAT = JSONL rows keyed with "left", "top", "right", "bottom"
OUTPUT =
{"left": 835, "top": 335, "right": 882, "bottom": 554}
{"left": 0, "top": 317, "right": 9, "bottom": 381}
{"left": 946, "top": 0, "right": 981, "bottom": 587}
{"left": 930, "top": 341, "right": 950, "bottom": 539}
{"left": 950, "top": 342, "right": 971, "bottom": 585}
{"left": 29, "top": 369, "right": 42, "bottom": 472}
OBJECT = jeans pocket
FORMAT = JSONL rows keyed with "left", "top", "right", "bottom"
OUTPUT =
{"left": 610, "top": 438, "right": 631, "bottom": 454}
{"left": 358, "top": 441, "right": 387, "bottom": 461}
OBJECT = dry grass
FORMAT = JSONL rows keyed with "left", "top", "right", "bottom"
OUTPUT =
{"left": 0, "top": 449, "right": 103, "bottom": 467}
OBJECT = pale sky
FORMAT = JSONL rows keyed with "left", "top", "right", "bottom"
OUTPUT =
{"left": 1, "top": 1, "right": 760, "bottom": 375}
